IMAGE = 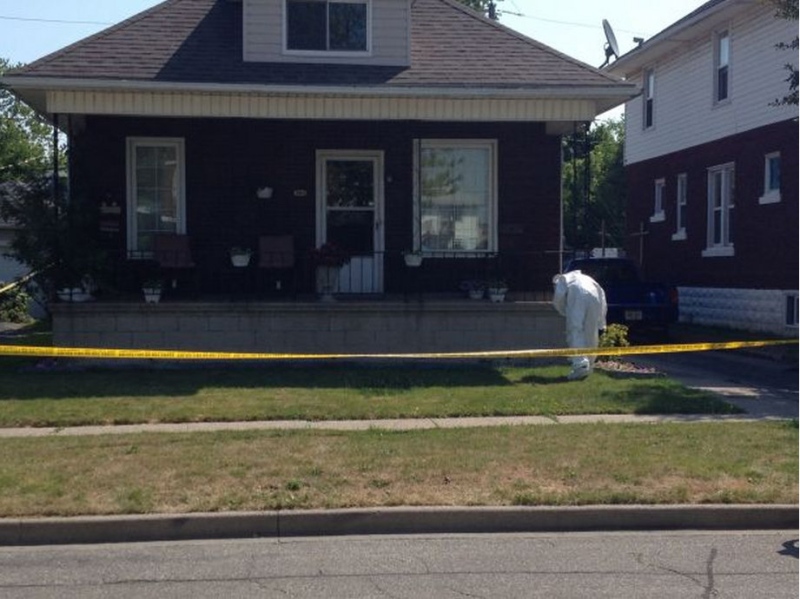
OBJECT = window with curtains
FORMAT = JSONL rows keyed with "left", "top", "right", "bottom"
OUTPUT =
{"left": 414, "top": 139, "right": 497, "bottom": 253}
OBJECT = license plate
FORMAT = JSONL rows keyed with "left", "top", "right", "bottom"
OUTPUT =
{"left": 625, "top": 310, "right": 643, "bottom": 321}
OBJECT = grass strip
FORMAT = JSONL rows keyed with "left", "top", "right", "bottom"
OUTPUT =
{"left": 0, "top": 364, "right": 740, "bottom": 427}
{"left": 0, "top": 421, "right": 795, "bottom": 517}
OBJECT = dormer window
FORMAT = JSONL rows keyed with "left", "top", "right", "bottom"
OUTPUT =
{"left": 286, "top": 0, "right": 369, "bottom": 53}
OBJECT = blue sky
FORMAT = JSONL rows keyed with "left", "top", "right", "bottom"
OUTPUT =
{"left": 0, "top": 0, "right": 709, "bottom": 119}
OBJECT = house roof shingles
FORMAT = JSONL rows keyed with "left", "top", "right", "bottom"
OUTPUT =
{"left": 9, "top": 0, "right": 624, "bottom": 91}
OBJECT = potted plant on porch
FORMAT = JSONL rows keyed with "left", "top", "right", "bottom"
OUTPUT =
{"left": 486, "top": 279, "right": 508, "bottom": 303}
{"left": 310, "top": 242, "right": 350, "bottom": 301}
{"left": 460, "top": 279, "right": 486, "bottom": 300}
{"left": 142, "top": 279, "right": 163, "bottom": 304}
{"left": 229, "top": 246, "right": 252, "bottom": 267}
{"left": 403, "top": 250, "right": 424, "bottom": 267}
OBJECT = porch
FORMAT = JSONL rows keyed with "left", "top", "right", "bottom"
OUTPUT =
{"left": 51, "top": 298, "right": 565, "bottom": 356}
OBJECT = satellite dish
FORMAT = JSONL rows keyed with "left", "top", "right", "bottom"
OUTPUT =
{"left": 600, "top": 19, "right": 620, "bottom": 68}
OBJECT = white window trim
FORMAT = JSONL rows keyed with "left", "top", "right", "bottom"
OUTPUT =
{"left": 786, "top": 293, "right": 799, "bottom": 328}
{"left": 283, "top": 0, "right": 373, "bottom": 58}
{"left": 759, "top": 151, "right": 781, "bottom": 205}
{"left": 702, "top": 162, "right": 735, "bottom": 258}
{"left": 650, "top": 178, "right": 666, "bottom": 223}
{"left": 713, "top": 28, "right": 731, "bottom": 106}
{"left": 413, "top": 138, "right": 498, "bottom": 255}
{"left": 672, "top": 173, "right": 687, "bottom": 240}
{"left": 126, "top": 137, "right": 186, "bottom": 254}
{"left": 643, "top": 68, "right": 655, "bottom": 130}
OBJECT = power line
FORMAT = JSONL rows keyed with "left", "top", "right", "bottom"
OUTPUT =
{"left": 0, "top": 15, "right": 112, "bottom": 26}
{"left": 502, "top": 11, "right": 643, "bottom": 37}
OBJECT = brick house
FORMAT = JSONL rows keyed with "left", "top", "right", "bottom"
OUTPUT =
{"left": 606, "top": 0, "right": 798, "bottom": 336}
{"left": 1, "top": 0, "right": 634, "bottom": 353}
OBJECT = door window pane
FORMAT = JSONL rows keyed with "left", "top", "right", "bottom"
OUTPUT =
{"left": 327, "top": 211, "right": 374, "bottom": 254}
{"left": 326, "top": 160, "right": 374, "bottom": 208}
{"left": 325, "top": 159, "right": 375, "bottom": 256}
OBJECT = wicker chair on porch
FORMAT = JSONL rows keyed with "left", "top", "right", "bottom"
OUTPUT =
{"left": 257, "top": 235, "right": 295, "bottom": 296}
{"left": 153, "top": 233, "right": 196, "bottom": 294}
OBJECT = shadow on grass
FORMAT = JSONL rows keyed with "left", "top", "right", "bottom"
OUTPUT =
{"left": 0, "top": 361, "right": 516, "bottom": 400}
{"left": 609, "top": 384, "right": 745, "bottom": 415}
{"left": 517, "top": 371, "right": 566, "bottom": 386}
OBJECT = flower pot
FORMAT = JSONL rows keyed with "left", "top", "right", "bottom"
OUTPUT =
{"left": 316, "top": 265, "right": 340, "bottom": 301}
{"left": 404, "top": 253, "right": 423, "bottom": 267}
{"left": 143, "top": 287, "right": 162, "bottom": 304}
{"left": 230, "top": 253, "right": 251, "bottom": 267}
{"left": 468, "top": 288, "right": 484, "bottom": 300}
{"left": 488, "top": 288, "right": 508, "bottom": 303}
{"left": 57, "top": 288, "right": 91, "bottom": 302}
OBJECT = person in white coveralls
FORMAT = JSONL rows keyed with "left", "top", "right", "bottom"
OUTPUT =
{"left": 552, "top": 270, "right": 608, "bottom": 380}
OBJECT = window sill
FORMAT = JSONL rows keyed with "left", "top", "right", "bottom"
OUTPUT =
{"left": 649, "top": 212, "right": 665, "bottom": 223}
{"left": 702, "top": 245, "right": 735, "bottom": 258}
{"left": 671, "top": 230, "right": 687, "bottom": 241}
{"left": 759, "top": 191, "right": 781, "bottom": 205}
{"left": 283, "top": 49, "right": 372, "bottom": 59}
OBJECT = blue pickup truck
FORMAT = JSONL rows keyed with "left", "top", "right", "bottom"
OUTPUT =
{"left": 564, "top": 257, "right": 679, "bottom": 332}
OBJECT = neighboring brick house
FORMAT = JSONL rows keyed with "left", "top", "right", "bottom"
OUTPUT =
{"left": 607, "top": 0, "right": 798, "bottom": 336}
{"left": 0, "top": 0, "right": 636, "bottom": 353}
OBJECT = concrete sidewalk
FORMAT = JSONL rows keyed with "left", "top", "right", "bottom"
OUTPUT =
{"left": 0, "top": 411, "right": 788, "bottom": 439}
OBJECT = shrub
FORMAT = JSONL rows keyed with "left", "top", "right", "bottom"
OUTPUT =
{"left": 0, "top": 282, "right": 32, "bottom": 323}
{"left": 599, "top": 323, "right": 629, "bottom": 360}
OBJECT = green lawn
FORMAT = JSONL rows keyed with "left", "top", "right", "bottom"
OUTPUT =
{"left": 0, "top": 361, "right": 741, "bottom": 427}
{"left": 0, "top": 324, "right": 795, "bottom": 518}
{"left": 0, "top": 421, "right": 795, "bottom": 516}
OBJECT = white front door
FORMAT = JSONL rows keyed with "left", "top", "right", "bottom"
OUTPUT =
{"left": 316, "top": 151, "right": 384, "bottom": 294}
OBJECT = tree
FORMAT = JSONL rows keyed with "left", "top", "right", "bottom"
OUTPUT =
{"left": 1, "top": 58, "right": 105, "bottom": 302}
{"left": 0, "top": 58, "right": 53, "bottom": 183}
{"left": 770, "top": 0, "right": 798, "bottom": 106}
{"left": 455, "top": 0, "right": 503, "bottom": 19}
{"left": 562, "top": 117, "right": 626, "bottom": 255}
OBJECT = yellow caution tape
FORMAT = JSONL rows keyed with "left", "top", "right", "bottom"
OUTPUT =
{"left": 0, "top": 339, "right": 795, "bottom": 361}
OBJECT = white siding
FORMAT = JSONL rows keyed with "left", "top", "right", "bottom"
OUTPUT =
{"left": 625, "top": 7, "right": 798, "bottom": 165}
{"left": 47, "top": 90, "right": 600, "bottom": 122}
{"left": 243, "top": 0, "right": 410, "bottom": 66}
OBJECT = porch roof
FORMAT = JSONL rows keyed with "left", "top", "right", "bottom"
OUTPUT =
{"left": 3, "top": 0, "right": 636, "bottom": 121}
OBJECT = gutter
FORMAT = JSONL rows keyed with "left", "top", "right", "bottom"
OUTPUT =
{"left": 1, "top": 75, "right": 637, "bottom": 102}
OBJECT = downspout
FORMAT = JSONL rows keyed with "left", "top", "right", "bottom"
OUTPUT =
{"left": 52, "top": 113, "right": 60, "bottom": 212}
{"left": 558, "top": 131, "right": 565, "bottom": 274}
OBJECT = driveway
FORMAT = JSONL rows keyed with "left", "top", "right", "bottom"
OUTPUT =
{"left": 630, "top": 347, "right": 798, "bottom": 419}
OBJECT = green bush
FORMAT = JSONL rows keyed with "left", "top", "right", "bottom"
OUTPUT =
{"left": 599, "top": 324, "right": 629, "bottom": 359}
{"left": 0, "top": 282, "right": 32, "bottom": 323}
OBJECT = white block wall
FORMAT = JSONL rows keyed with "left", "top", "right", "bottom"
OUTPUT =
{"left": 679, "top": 286, "right": 799, "bottom": 337}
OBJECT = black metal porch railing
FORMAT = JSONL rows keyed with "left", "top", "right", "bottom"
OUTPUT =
{"left": 94, "top": 247, "right": 560, "bottom": 302}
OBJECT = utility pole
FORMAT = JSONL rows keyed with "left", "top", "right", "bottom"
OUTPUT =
{"left": 630, "top": 221, "right": 649, "bottom": 265}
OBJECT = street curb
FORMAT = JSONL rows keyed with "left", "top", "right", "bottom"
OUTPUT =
{"left": 0, "top": 505, "right": 796, "bottom": 546}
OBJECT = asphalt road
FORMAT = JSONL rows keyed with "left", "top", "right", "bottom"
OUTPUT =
{"left": 0, "top": 531, "right": 796, "bottom": 598}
